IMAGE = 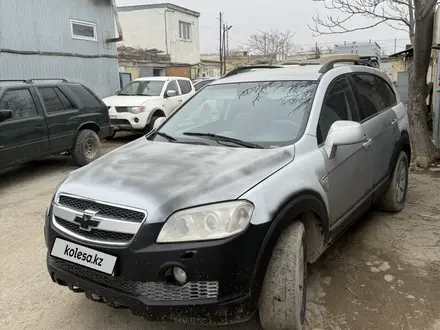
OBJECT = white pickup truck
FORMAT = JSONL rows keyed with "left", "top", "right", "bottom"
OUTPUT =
{"left": 103, "top": 76, "right": 195, "bottom": 137}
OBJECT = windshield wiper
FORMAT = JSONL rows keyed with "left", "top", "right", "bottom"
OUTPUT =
{"left": 182, "top": 132, "right": 264, "bottom": 149}
{"left": 155, "top": 131, "right": 177, "bottom": 142}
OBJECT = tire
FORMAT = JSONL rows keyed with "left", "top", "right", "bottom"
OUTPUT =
{"left": 378, "top": 151, "right": 409, "bottom": 212}
{"left": 72, "top": 129, "right": 101, "bottom": 167}
{"left": 259, "top": 221, "right": 307, "bottom": 330}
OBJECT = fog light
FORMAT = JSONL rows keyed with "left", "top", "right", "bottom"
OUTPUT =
{"left": 172, "top": 266, "right": 187, "bottom": 284}
{"left": 134, "top": 117, "right": 139, "bottom": 123}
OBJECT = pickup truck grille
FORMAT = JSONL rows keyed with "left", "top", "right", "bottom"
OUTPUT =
{"left": 53, "top": 194, "right": 146, "bottom": 246}
{"left": 115, "top": 107, "right": 129, "bottom": 113}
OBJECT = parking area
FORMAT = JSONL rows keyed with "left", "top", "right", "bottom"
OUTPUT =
{"left": 1, "top": 136, "right": 440, "bottom": 330}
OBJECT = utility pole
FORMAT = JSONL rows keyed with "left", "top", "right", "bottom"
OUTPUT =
{"left": 219, "top": 12, "right": 223, "bottom": 75}
{"left": 222, "top": 24, "right": 232, "bottom": 74}
{"left": 394, "top": 38, "right": 397, "bottom": 54}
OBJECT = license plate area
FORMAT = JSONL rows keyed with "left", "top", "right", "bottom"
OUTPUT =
{"left": 51, "top": 238, "right": 117, "bottom": 275}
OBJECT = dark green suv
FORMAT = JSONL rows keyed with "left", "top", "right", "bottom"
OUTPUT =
{"left": 0, "top": 79, "right": 113, "bottom": 170}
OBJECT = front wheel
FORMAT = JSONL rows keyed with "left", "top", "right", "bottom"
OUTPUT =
{"left": 259, "top": 221, "right": 307, "bottom": 330}
{"left": 378, "top": 151, "right": 409, "bottom": 212}
{"left": 143, "top": 114, "right": 164, "bottom": 134}
{"left": 72, "top": 129, "right": 101, "bottom": 166}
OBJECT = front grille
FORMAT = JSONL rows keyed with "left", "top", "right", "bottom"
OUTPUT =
{"left": 115, "top": 107, "right": 129, "bottom": 113}
{"left": 52, "top": 257, "right": 219, "bottom": 301}
{"left": 111, "top": 119, "right": 131, "bottom": 126}
{"left": 58, "top": 195, "right": 145, "bottom": 223}
{"left": 55, "top": 217, "right": 134, "bottom": 243}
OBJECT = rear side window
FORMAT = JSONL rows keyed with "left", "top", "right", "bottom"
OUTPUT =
{"left": 178, "top": 80, "right": 192, "bottom": 94}
{"left": 39, "top": 88, "right": 64, "bottom": 113}
{"left": 67, "top": 84, "right": 102, "bottom": 107}
{"left": 351, "top": 74, "right": 388, "bottom": 120}
{"left": 375, "top": 77, "right": 397, "bottom": 107}
{"left": 0, "top": 89, "right": 38, "bottom": 120}
{"left": 55, "top": 88, "right": 75, "bottom": 109}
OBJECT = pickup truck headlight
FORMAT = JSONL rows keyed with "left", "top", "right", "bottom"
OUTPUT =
{"left": 128, "top": 106, "right": 140, "bottom": 114}
{"left": 157, "top": 201, "right": 254, "bottom": 243}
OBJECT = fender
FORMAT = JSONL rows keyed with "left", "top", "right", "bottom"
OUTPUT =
{"left": 389, "top": 129, "right": 411, "bottom": 178}
{"left": 74, "top": 121, "right": 100, "bottom": 136}
{"left": 248, "top": 190, "right": 329, "bottom": 299}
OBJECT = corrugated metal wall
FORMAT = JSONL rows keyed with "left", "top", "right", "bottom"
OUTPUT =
{"left": 0, "top": 0, "right": 119, "bottom": 97}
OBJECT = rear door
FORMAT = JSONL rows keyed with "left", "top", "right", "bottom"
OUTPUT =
{"left": 37, "top": 86, "right": 79, "bottom": 152}
{"left": 349, "top": 73, "right": 400, "bottom": 189}
{"left": 177, "top": 79, "right": 194, "bottom": 103}
{"left": 0, "top": 87, "right": 49, "bottom": 169}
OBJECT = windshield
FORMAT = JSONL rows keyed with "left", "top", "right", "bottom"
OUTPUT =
{"left": 118, "top": 80, "right": 164, "bottom": 96}
{"left": 156, "top": 80, "right": 317, "bottom": 148}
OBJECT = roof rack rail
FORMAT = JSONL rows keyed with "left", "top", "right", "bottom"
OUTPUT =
{"left": 0, "top": 79, "right": 26, "bottom": 83}
{"left": 319, "top": 58, "right": 376, "bottom": 74}
{"left": 25, "top": 78, "right": 68, "bottom": 83}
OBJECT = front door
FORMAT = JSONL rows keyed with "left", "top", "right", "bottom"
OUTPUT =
{"left": 163, "top": 80, "right": 181, "bottom": 115}
{"left": 349, "top": 74, "right": 401, "bottom": 189}
{"left": 0, "top": 87, "right": 49, "bottom": 169}
{"left": 317, "top": 77, "right": 373, "bottom": 227}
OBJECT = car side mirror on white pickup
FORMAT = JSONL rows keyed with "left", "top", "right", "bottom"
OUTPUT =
{"left": 153, "top": 117, "right": 166, "bottom": 130}
{"left": 324, "top": 120, "right": 367, "bottom": 159}
{"left": 165, "top": 90, "right": 177, "bottom": 98}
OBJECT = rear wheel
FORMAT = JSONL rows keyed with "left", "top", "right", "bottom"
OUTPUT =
{"left": 378, "top": 151, "right": 409, "bottom": 212}
{"left": 72, "top": 129, "right": 101, "bottom": 166}
{"left": 259, "top": 221, "right": 307, "bottom": 330}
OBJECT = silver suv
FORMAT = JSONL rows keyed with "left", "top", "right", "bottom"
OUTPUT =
{"left": 45, "top": 59, "right": 410, "bottom": 330}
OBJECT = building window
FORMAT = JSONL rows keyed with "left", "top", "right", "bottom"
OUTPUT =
{"left": 70, "top": 19, "right": 97, "bottom": 41}
{"left": 179, "top": 21, "right": 192, "bottom": 41}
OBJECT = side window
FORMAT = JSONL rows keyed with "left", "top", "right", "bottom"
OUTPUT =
{"left": 55, "top": 88, "right": 75, "bottom": 109}
{"left": 375, "top": 77, "right": 397, "bottom": 107}
{"left": 178, "top": 80, "right": 191, "bottom": 95}
{"left": 0, "top": 89, "right": 38, "bottom": 120}
{"left": 39, "top": 87, "right": 64, "bottom": 113}
{"left": 317, "top": 78, "right": 359, "bottom": 144}
{"left": 351, "top": 74, "right": 388, "bottom": 120}
{"left": 166, "top": 80, "right": 180, "bottom": 95}
{"left": 67, "top": 84, "right": 102, "bottom": 107}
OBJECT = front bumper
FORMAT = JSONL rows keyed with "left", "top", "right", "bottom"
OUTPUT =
{"left": 109, "top": 109, "right": 148, "bottom": 130}
{"left": 45, "top": 214, "right": 271, "bottom": 324}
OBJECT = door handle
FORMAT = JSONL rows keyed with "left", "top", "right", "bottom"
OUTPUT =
{"left": 362, "top": 138, "right": 372, "bottom": 149}
{"left": 391, "top": 119, "right": 398, "bottom": 125}
{"left": 178, "top": 99, "right": 183, "bottom": 103}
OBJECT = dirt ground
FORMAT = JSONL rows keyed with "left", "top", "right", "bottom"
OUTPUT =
{"left": 1, "top": 135, "right": 440, "bottom": 330}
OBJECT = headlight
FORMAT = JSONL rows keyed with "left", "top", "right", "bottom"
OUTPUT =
{"left": 128, "top": 106, "right": 140, "bottom": 114}
{"left": 157, "top": 201, "right": 254, "bottom": 243}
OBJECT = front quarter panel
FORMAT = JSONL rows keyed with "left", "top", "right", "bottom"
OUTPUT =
{"left": 241, "top": 135, "right": 329, "bottom": 228}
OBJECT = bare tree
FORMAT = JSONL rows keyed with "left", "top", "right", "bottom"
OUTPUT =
{"left": 245, "top": 29, "right": 296, "bottom": 63}
{"left": 309, "top": 0, "right": 438, "bottom": 168}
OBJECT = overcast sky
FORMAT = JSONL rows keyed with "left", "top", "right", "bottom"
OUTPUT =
{"left": 116, "top": 0, "right": 410, "bottom": 55}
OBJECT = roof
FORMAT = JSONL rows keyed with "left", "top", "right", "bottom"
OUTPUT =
{"left": 212, "top": 66, "right": 323, "bottom": 85}
{"left": 118, "top": 3, "right": 200, "bottom": 17}
{"left": 134, "top": 76, "right": 190, "bottom": 81}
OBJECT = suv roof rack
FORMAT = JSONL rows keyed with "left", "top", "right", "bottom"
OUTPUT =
{"left": 25, "top": 78, "right": 68, "bottom": 83}
{"left": 318, "top": 58, "right": 377, "bottom": 74}
{"left": 0, "top": 79, "right": 26, "bottom": 83}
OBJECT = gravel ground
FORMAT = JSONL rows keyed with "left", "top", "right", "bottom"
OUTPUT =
{"left": 1, "top": 135, "right": 440, "bottom": 330}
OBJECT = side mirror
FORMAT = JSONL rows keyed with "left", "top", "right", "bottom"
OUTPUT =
{"left": 324, "top": 120, "right": 366, "bottom": 159}
{"left": 153, "top": 117, "right": 166, "bottom": 130}
{"left": 0, "top": 109, "right": 12, "bottom": 123}
{"left": 165, "top": 90, "right": 177, "bottom": 98}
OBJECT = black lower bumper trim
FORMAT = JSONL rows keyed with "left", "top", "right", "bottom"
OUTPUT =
{"left": 48, "top": 256, "right": 257, "bottom": 325}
